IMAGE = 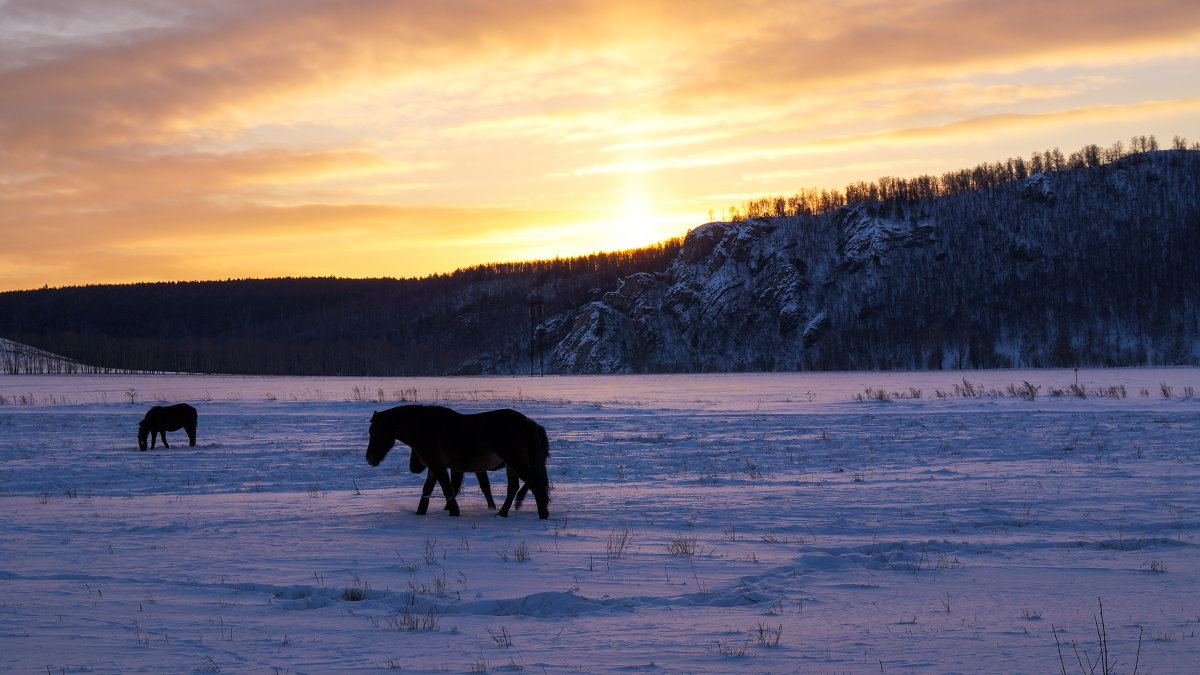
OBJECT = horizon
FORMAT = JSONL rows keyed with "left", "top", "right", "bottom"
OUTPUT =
{"left": 5, "top": 141, "right": 1187, "bottom": 295}
{"left": 3, "top": 1, "right": 1199, "bottom": 293}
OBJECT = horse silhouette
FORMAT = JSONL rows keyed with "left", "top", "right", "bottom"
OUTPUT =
{"left": 366, "top": 405, "right": 550, "bottom": 518}
{"left": 138, "top": 403, "right": 197, "bottom": 451}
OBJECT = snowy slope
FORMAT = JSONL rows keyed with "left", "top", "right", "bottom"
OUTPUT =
{"left": 2, "top": 369, "right": 1198, "bottom": 673}
{"left": 0, "top": 338, "right": 106, "bottom": 374}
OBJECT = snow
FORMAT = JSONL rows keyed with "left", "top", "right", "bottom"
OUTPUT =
{"left": 839, "top": 204, "right": 911, "bottom": 268}
{"left": 1022, "top": 172, "right": 1056, "bottom": 204}
{"left": 2, "top": 369, "right": 1198, "bottom": 673}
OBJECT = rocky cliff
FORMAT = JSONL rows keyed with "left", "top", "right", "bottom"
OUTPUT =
{"left": 543, "top": 150, "right": 1200, "bottom": 372}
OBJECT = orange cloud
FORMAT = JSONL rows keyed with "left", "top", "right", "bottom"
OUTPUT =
{"left": 662, "top": 0, "right": 1200, "bottom": 106}
{"left": 2, "top": 0, "right": 1199, "bottom": 290}
{"left": 569, "top": 97, "right": 1200, "bottom": 176}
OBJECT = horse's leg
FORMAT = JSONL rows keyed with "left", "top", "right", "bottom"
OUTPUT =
{"left": 496, "top": 467, "right": 521, "bottom": 517}
{"left": 160, "top": 431, "right": 170, "bottom": 449}
{"left": 431, "top": 468, "right": 459, "bottom": 517}
{"left": 416, "top": 473, "right": 438, "bottom": 515}
{"left": 444, "top": 471, "right": 465, "bottom": 510}
{"left": 513, "top": 483, "right": 529, "bottom": 510}
{"left": 502, "top": 460, "right": 549, "bottom": 518}
{"left": 476, "top": 472, "right": 496, "bottom": 510}
{"left": 186, "top": 423, "right": 196, "bottom": 447}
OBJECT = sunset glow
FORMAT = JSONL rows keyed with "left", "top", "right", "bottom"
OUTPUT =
{"left": 2, "top": 0, "right": 1199, "bottom": 291}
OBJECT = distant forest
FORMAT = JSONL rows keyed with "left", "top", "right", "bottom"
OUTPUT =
{"left": 0, "top": 244, "right": 680, "bottom": 375}
{"left": 2, "top": 136, "right": 1198, "bottom": 376}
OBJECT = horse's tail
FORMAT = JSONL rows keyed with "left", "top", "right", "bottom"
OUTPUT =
{"left": 537, "top": 424, "right": 550, "bottom": 459}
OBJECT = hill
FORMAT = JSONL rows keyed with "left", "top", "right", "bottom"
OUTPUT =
{"left": 0, "top": 247, "right": 679, "bottom": 375}
{"left": 2, "top": 148, "right": 1197, "bottom": 375}
{"left": 548, "top": 149, "right": 1200, "bottom": 372}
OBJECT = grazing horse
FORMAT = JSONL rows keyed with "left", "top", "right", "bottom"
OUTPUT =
{"left": 138, "top": 403, "right": 197, "bottom": 451}
{"left": 366, "top": 405, "right": 550, "bottom": 518}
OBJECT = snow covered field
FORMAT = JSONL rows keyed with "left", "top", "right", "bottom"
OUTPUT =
{"left": 1, "top": 369, "right": 1198, "bottom": 673}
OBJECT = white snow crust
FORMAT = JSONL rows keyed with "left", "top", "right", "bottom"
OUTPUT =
{"left": 1, "top": 369, "right": 1198, "bottom": 672}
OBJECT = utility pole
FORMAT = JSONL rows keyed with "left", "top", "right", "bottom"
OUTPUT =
{"left": 528, "top": 297, "right": 544, "bottom": 377}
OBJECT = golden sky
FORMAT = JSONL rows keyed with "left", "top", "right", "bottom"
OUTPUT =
{"left": 2, "top": 0, "right": 1199, "bottom": 291}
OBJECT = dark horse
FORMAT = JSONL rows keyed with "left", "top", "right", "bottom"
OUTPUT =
{"left": 366, "top": 405, "right": 550, "bottom": 518}
{"left": 138, "top": 403, "right": 197, "bottom": 451}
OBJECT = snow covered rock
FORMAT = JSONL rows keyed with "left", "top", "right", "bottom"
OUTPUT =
{"left": 545, "top": 217, "right": 825, "bottom": 373}
{"left": 550, "top": 301, "right": 633, "bottom": 374}
{"left": 837, "top": 203, "right": 934, "bottom": 271}
{"left": 1021, "top": 172, "right": 1056, "bottom": 204}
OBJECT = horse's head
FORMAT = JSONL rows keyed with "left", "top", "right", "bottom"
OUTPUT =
{"left": 365, "top": 411, "right": 396, "bottom": 466}
{"left": 137, "top": 418, "right": 150, "bottom": 451}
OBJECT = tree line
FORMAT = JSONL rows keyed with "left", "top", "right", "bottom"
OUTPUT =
{"left": 0, "top": 241, "right": 681, "bottom": 376}
{"left": 721, "top": 135, "right": 1199, "bottom": 221}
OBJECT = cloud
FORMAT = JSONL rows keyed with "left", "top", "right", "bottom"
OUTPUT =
{"left": 0, "top": 148, "right": 412, "bottom": 247}
{"left": 1, "top": 1, "right": 695, "bottom": 152}
{"left": 8, "top": 0, "right": 1189, "bottom": 155}
{"left": 568, "top": 97, "right": 1200, "bottom": 176}
{"left": 2, "top": 0, "right": 1199, "bottom": 290}
{"left": 660, "top": 0, "right": 1200, "bottom": 106}
{"left": 5, "top": 2, "right": 1197, "bottom": 163}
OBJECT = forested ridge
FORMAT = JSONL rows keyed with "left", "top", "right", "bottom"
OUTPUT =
{"left": 0, "top": 245, "right": 681, "bottom": 375}
{"left": 543, "top": 144, "right": 1200, "bottom": 373}
{"left": 3, "top": 139, "right": 1198, "bottom": 375}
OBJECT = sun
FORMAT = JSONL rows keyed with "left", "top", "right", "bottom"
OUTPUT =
{"left": 602, "top": 168, "right": 665, "bottom": 250}
{"left": 610, "top": 197, "right": 656, "bottom": 250}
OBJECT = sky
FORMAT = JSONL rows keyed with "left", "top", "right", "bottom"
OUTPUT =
{"left": 2, "top": 0, "right": 1199, "bottom": 292}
